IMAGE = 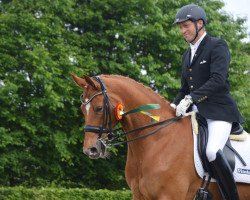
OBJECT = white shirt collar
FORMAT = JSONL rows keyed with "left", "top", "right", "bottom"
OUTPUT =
{"left": 190, "top": 32, "right": 207, "bottom": 50}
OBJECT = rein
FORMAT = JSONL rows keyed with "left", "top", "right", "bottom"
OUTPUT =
{"left": 111, "top": 115, "right": 182, "bottom": 146}
{"left": 81, "top": 76, "right": 181, "bottom": 146}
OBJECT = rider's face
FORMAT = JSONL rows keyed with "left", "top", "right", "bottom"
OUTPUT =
{"left": 178, "top": 20, "right": 197, "bottom": 43}
{"left": 178, "top": 20, "right": 204, "bottom": 44}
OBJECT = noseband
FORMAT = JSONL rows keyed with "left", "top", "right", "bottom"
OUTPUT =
{"left": 81, "top": 76, "right": 113, "bottom": 138}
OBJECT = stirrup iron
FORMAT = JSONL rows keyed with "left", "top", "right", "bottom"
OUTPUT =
{"left": 194, "top": 176, "right": 213, "bottom": 200}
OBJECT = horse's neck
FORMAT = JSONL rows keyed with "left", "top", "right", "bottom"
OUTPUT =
{"left": 105, "top": 76, "right": 193, "bottom": 166}
{"left": 115, "top": 81, "right": 172, "bottom": 121}
{"left": 108, "top": 77, "right": 175, "bottom": 143}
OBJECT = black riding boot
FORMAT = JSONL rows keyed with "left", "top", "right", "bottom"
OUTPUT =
{"left": 210, "top": 150, "right": 239, "bottom": 200}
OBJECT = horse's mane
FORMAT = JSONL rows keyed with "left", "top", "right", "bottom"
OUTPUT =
{"left": 100, "top": 74, "right": 170, "bottom": 105}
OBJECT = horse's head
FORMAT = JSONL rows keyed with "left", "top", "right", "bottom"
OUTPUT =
{"left": 72, "top": 74, "right": 118, "bottom": 159}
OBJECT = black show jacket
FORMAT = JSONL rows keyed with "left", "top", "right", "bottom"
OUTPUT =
{"left": 173, "top": 34, "right": 243, "bottom": 123}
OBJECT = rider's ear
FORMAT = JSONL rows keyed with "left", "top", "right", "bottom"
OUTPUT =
{"left": 71, "top": 74, "right": 88, "bottom": 89}
{"left": 83, "top": 75, "right": 99, "bottom": 90}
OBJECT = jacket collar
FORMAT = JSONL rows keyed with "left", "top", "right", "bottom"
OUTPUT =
{"left": 188, "top": 34, "right": 210, "bottom": 66}
{"left": 190, "top": 32, "right": 207, "bottom": 52}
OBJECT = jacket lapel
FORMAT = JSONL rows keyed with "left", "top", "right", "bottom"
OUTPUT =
{"left": 184, "top": 48, "right": 191, "bottom": 67}
{"left": 190, "top": 34, "right": 209, "bottom": 66}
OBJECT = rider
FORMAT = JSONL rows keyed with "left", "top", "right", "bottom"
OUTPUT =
{"left": 171, "top": 4, "right": 244, "bottom": 200}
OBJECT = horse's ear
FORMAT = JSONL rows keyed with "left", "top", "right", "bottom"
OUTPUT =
{"left": 71, "top": 74, "right": 98, "bottom": 90}
{"left": 83, "top": 75, "right": 98, "bottom": 90}
{"left": 71, "top": 74, "right": 88, "bottom": 89}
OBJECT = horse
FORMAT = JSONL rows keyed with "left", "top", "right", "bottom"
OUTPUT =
{"left": 71, "top": 74, "right": 250, "bottom": 200}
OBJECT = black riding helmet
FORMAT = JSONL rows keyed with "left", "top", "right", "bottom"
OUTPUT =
{"left": 174, "top": 4, "right": 207, "bottom": 25}
{"left": 174, "top": 4, "right": 207, "bottom": 43}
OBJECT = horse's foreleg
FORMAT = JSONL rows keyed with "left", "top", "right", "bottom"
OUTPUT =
{"left": 125, "top": 150, "right": 146, "bottom": 200}
{"left": 126, "top": 169, "right": 148, "bottom": 200}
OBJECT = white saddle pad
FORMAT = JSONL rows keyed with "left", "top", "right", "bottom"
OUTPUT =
{"left": 193, "top": 131, "right": 250, "bottom": 184}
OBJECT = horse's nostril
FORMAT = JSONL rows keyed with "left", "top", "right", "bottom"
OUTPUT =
{"left": 90, "top": 147, "right": 98, "bottom": 154}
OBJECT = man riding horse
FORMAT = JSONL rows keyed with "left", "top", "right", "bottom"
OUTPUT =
{"left": 171, "top": 4, "right": 244, "bottom": 200}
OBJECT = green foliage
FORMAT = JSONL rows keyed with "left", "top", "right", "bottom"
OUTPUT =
{"left": 0, "top": 187, "right": 132, "bottom": 200}
{"left": 0, "top": 0, "right": 249, "bottom": 190}
{"left": 0, "top": 0, "right": 127, "bottom": 188}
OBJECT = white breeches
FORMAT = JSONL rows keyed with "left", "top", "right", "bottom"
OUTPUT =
{"left": 206, "top": 119, "right": 232, "bottom": 162}
{"left": 192, "top": 105, "right": 232, "bottom": 162}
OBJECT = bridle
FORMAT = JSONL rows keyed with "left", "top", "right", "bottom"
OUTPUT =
{"left": 81, "top": 76, "right": 182, "bottom": 146}
{"left": 81, "top": 76, "right": 114, "bottom": 138}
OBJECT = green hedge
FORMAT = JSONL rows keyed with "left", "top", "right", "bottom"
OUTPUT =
{"left": 0, "top": 187, "right": 132, "bottom": 200}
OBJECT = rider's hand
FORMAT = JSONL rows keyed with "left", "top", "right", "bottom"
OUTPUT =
{"left": 176, "top": 95, "right": 193, "bottom": 117}
{"left": 170, "top": 103, "right": 177, "bottom": 109}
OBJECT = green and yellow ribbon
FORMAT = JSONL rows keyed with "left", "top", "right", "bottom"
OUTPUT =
{"left": 122, "top": 104, "right": 160, "bottom": 122}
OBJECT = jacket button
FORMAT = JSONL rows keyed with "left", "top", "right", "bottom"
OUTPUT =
{"left": 190, "top": 85, "right": 194, "bottom": 89}
{"left": 190, "top": 77, "right": 192, "bottom": 80}
{"left": 189, "top": 68, "right": 192, "bottom": 72}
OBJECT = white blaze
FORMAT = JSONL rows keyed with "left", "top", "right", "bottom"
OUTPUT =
{"left": 85, "top": 99, "right": 91, "bottom": 115}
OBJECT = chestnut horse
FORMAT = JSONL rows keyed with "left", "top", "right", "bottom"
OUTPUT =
{"left": 72, "top": 74, "right": 250, "bottom": 200}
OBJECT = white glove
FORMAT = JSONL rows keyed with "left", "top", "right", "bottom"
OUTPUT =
{"left": 170, "top": 103, "right": 176, "bottom": 109}
{"left": 176, "top": 95, "right": 193, "bottom": 117}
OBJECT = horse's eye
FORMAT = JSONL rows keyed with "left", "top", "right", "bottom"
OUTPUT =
{"left": 94, "top": 106, "right": 103, "bottom": 113}
{"left": 80, "top": 94, "right": 85, "bottom": 104}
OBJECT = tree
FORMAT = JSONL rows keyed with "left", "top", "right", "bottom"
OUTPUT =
{"left": 0, "top": 0, "right": 249, "bottom": 188}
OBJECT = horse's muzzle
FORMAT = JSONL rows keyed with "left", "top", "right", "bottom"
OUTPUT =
{"left": 83, "top": 146, "right": 100, "bottom": 159}
{"left": 83, "top": 139, "right": 107, "bottom": 159}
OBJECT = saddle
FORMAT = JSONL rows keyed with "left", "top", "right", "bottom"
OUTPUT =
{"left": 194, "top": 114, "right": 248, "bottom": 200}
{"left": 196, "top": 113, "right": 246, "bottom": 177}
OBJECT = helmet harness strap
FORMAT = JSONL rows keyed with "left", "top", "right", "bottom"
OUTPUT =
{"left": 189, "top": 20, "right": 205, "bottom": 44}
